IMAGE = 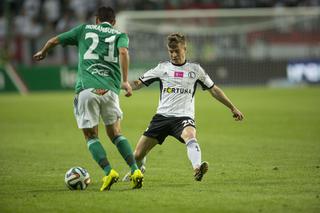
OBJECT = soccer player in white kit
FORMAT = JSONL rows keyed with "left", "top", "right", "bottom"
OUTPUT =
{"left": 125, "top": 33, "right": 244, "bottom": 181}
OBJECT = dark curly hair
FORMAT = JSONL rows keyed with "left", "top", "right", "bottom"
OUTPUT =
{"left": 96, "top": 7, "right": 115, "bottom": 23}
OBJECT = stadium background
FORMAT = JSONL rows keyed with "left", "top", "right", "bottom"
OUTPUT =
{"left": 1, "top": 0, "right": 320, "bottom": 92}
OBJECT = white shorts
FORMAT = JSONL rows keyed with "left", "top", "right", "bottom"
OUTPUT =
{"left": 73, "top": 88, "right": 123, "bottom": 129}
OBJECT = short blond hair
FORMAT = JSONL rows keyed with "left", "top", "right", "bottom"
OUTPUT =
{"left": 167, "top": 33, "right": 186, "bottom": 48}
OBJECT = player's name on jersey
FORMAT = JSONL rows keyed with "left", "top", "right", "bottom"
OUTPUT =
{"left": 85, "top": 25, "right": 121, "bottom": 34}
{"left": 163, "top": 87, "right": 192, "bottom": 94}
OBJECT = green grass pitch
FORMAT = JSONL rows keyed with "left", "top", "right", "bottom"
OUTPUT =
{"left": 0, "top": 86, "right": 319, "bottom": 213}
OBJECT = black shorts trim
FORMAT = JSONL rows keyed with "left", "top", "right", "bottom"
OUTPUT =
{"left": 143, "top": 114, "right": 196, "bottom": 145}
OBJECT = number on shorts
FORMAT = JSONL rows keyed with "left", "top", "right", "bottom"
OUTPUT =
{"left": 182, "top": 119, "right": 195, "bottom": 127}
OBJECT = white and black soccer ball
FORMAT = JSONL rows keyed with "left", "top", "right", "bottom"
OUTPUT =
{"left": 65, "top": 167, "right": 91, "bottom": 190}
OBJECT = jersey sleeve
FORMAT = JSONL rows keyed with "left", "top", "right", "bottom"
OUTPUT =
{"left": 139, "top": 64, "right": 161, "bottom": 86}
{"left": 57, "top": 24, "right": 84, "bottom": 46}
{"left": 197, "top": 65, "right": 214, "bottom": 90}
{"left": 117, "top": 33, "right": 129, "bottom": 48}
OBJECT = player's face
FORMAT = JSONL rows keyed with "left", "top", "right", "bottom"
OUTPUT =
{"left": 167, "top": 43, "right": 186, "bottom": 65}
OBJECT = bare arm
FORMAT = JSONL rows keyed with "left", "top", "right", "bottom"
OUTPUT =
{"left": 209, "top": 85, "right": 244, "bottom": 121}
{"left": 129, "top": 79, "right": 145, "bottom": 90}
{"left": 119, "top": 47, "right": 132, "bottom": 97}
{"left": 33, "top": 36, "right": 60, "bottom": 61}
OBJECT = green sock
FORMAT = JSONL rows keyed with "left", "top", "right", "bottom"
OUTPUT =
{"left": 87, "top": 138, "right": 111, "bottom": 175}
{"left": 112, "top": 135, "right": 138, "bottom": 173}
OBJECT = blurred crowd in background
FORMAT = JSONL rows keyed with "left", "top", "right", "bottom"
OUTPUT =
{"left": 0, "top": 0, "right": 319, "bottom": 87}
{"left": 1, "top": 0, "right": 320, "bottom": 40}
{"left": 0, "top": 0, "right": 320, "bottom": 65}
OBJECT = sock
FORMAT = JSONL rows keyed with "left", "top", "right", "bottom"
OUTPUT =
{"left": 112, "top": 135, "right": 138, "bottom": 173}
{"left": 136, "top": 156, "right": 146, "bottom": 173}
{"left": 137, "top": 156, "right": 146, "bottom": 169}
{"left": 186, "top": 138, "right": 201, "bottom": 169}
{"left": 87, "top": 138, "right": 111, "bottom": 175}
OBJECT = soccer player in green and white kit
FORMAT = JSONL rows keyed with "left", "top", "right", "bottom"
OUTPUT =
{"left": 33, "top": 7, "right": 143, "bottom": 191}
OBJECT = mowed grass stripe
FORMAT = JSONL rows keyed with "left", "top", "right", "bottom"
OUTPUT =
{"left": 0, "top": 87, "right": 319, "bottom": 213}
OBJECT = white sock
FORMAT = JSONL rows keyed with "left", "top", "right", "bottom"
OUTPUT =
{"left": 186, "top": 138, "right": 201, "bottom": 169}
{"left": 137, "top": 156, "right": 146, "bottom": 173}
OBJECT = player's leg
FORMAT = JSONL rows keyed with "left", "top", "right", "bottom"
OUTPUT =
{"left": 83, "top": 127, "right": 119, "bottom": 191}
{"left": 105, "top": 120, "right": 139, "bottom": 173}
{"left": 135, "top": 135, "right": 158, "bottom": 169}
{"left": 180, "top": 126, "right": 208, "bottom": 181}
{"left": 101, "top": 90, "right": 143, "bottom": 188}
{"left": 134, "top": 114, "right": 168, "bottom": 173}
{"left": 137, "top": 155, "right": 147, "bottom": 173}
{"left": 105, "top": 121, "right": 143, "bottom": 188}
{"left": 74, "top": 89, "right": 117, "bottom": 191}
{"left": 122, "top": 135, "right": 158, "bottom": 182}
{"left": 123, "top": 114, "right": 169, "bottom": 182}
{"left": 82, "top": 127, "right": 112, "bottom": 176}
{"left": 135, "top": 135, "right": 158, "bottom": 161}
{"left": 181, "top": 126, "right": 200, "bottom": 169}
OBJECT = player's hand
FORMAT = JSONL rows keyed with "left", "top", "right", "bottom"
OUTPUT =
{"left": 33, "top": 51, "right": 47, "bottom": 61}
{"left": 231, "top": 107, "right": 244, "bottom": 121}
{"left": 122, "top": 81, "right": 132, "bottom": 97}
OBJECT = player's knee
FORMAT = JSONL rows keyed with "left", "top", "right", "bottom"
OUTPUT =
{"left": 181, "top": 126, "right": 196, "bottom": 141}
{"left": 83, "top": 128, "right": 98, "bottom": 140}
{"left": 182, "top": 132, "right": 196, "bottom": 143}
{"left": 106, "top": 127, "right": 121, "bottom": 140}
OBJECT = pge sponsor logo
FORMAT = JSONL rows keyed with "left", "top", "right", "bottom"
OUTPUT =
{"left": 87, "top": 63, "right": 113, "bottom": 76}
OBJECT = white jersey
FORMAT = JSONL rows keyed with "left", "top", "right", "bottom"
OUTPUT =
{"left": 139, "top": 61, "right": 214, "bottom": 119}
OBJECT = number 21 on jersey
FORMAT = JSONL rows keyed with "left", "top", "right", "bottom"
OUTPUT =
{"left": 83, "top": 32, "right": 117, "bottom": 63}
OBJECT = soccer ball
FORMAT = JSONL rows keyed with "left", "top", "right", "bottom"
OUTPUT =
{"left": 64, "top": 167, "right": 91, "bottom": 190}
